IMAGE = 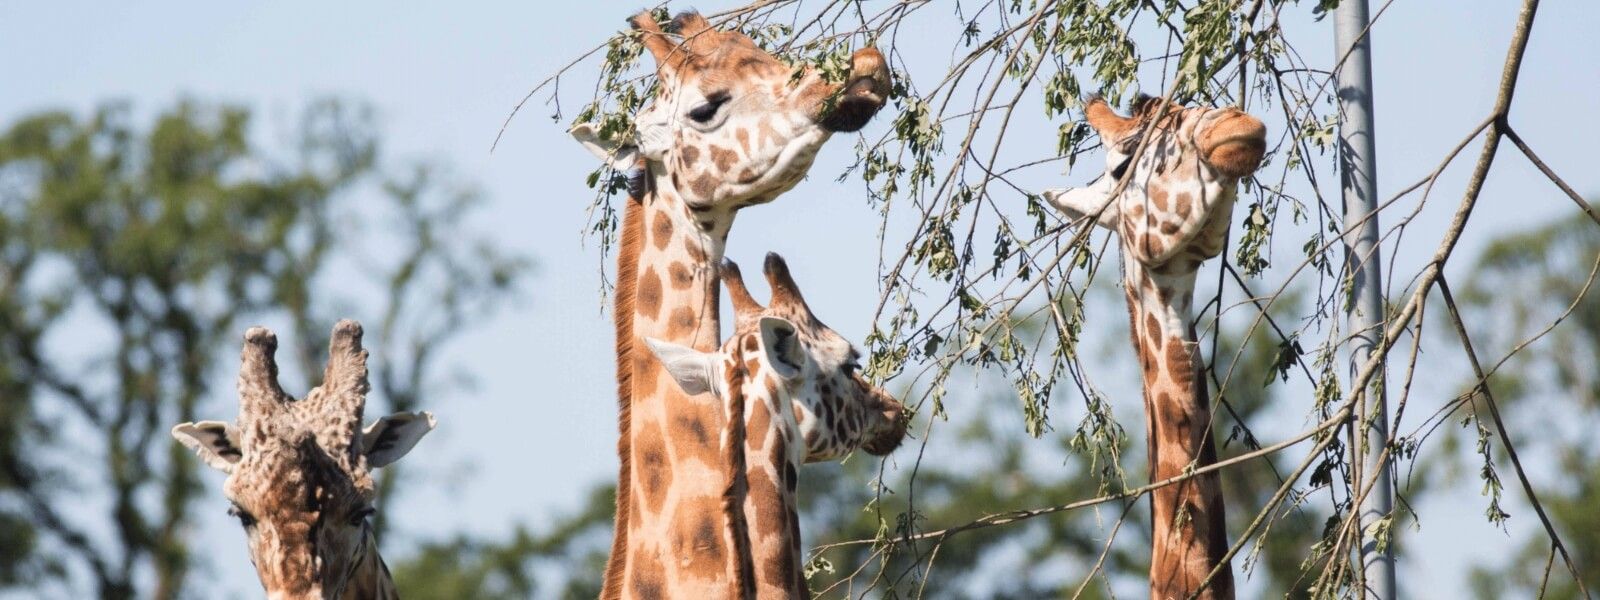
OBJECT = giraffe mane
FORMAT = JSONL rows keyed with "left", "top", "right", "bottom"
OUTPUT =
{"left": 602, "top": 183, "right": 645, "bottom": 596}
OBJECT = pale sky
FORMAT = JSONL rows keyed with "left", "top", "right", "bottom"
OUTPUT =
{"left": 1, "top": 1, "right": 1596, "bottom": 598}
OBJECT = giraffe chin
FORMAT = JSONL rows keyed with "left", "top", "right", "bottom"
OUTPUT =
{"left": 861, "top": 417, "right": 907, "bottom": 456}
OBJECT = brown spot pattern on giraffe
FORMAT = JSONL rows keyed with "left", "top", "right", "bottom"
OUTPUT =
{"left": 745, "top": 466, "right": 786, "bottom": 541}
{"left": 684, "top": 241, "right": 707, "bottom": 264}
{"left": 630, "top": 548, "right": 666, "bottom": 598}
{"left": 631, "top": 353, "right": 660, "bottom": 399}
{"left": 652, "top": 211, "right": 674, "bottom": 250}
{"left": 762, "top": 551, "right": 797, "bottom": 597}
{"left": 635, "top": 420, "right": 671, "bottom": 514}
{"left": 709, "top": 145, "right": 738, "bottom": 173}
{"left": 1155, "top": 390, "right": 1193, "bottom": 432}
{"left": 1144, "top": 312, "right": 1162, "bottom": 347}
{"left": 748, "top": 400, "right": 771, "bottom": 440}
{"left": 669, "top": 495, "right": 729, "bottom": 578}
{"left": 675, "top": 403, "right": 725, "bottom": 470}
{"left": 674, "top": 410, "right": 713, "bottom": 452}
{"left": 636, "top": 267, "right": 663, "bottom": 320}
{"left": 690, "top": 173, "right": 718, "bottom": 199}
{"left": 668, "top": 262, "right": 694, "bottom": 290}
{"left": 667, "top": 307, "right": 697, "bottom": 337}
{"left": 1165, "top": 339, "right": 1196, "bottom": 388}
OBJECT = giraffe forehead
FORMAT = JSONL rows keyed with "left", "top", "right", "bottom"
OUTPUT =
{"left": 798, "top": 327, "right": 853, "bottom": 364}
{"left": 225, "top": 438, "right": 374, "bottom": 510}
{"left": 678, "top": 36, "right": 787, "bottom": 81}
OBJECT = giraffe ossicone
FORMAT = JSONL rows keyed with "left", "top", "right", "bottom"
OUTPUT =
{"left": 172, "top": 320, "right": 430, "bottom": 600}
{"left": 1037, "top": 95, "right": 1266, "bottom": 600}
{"left": 645, "top": 253, "right": 907, "bottom": 598}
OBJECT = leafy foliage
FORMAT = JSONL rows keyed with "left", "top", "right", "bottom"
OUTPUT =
{"left": 0, "top": 99, "right": 526, "bottom": 598}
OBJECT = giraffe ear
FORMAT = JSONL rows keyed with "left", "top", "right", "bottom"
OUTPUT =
{"left": 570, "top": 123, "right": 642, "bottom": 171}
{"left": 361, "top": 411, "right": 436, "bottom": 469}
{"left": 172, "top": 421, "right": 243, "bottom": 473}
{"left": 758, "top": 317, "right": 804, "bottom": 380}
{"left": 643, "top": 337, "right": 719, "bottom": 396}
{"left": 1040, "top": 178, "right": 1119, "bottom": 231}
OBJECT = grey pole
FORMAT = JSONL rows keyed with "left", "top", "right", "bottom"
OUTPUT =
{"left": 1335, "top": 0, "right": 1395, "bottom": 597}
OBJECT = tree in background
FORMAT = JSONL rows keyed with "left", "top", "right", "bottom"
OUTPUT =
{"left": 0, "top": 99, "right": 526, "bottom": 598}
{"left": 1442, "top": 214, "right": 1598, "bottom": 598}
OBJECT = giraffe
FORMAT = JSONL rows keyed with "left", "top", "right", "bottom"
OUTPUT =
{"left": 171, "top": 320, "right": 434, "bottom": 600}
{"left": 1038, "top": 95, "right": 1266, "bottom": 599}
{"left": 569, "top": 10, "right": 892, "bottom": 599}
{"left": 645, "top": 253, "right": 908, "bottom": 598}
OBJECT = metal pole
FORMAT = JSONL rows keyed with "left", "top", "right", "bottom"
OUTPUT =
{"left": 1335, "top": 1, "right": 1395, "bottom": 597}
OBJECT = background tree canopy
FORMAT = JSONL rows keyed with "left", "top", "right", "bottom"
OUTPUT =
{"left": 0, "top": 99, "right": 526, "bottom": 598}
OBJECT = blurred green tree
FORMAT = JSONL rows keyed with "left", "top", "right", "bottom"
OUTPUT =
{"left": 1438, "top": 213, "right": 1598, "bottom": 598}
{"left": 0, "top": 99, "right": 526, "bottom": 598}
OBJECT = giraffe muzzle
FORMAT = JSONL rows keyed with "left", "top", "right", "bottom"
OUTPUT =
{"left": 860, "top": 389, "right": 909, "bottom": 456}
{"left": 820, "top": 48, "right": 892, "bottom": 133}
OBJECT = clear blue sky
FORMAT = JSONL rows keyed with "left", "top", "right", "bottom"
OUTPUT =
{"left": 1, "top": 1, "right": 1595, "bottom": 598}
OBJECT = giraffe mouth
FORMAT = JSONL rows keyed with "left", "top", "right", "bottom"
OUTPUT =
{"left": 820, "top": 75, "right": 888, "bottom": 133}
{"left": 860, "top": 395, "right": 908, "bottom": 456}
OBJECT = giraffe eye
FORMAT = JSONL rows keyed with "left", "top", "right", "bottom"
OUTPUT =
{"left": 349, "top": 506, "right": 376, "bottom": 526}
{"left": 1109, "top": 134, "right": 1142, "bottom": 180}
{"left": 688, "top": 92, "right": 731, "bottom": 123}
{"left": 227, "top": 505, "right": 257, "bottom": 528}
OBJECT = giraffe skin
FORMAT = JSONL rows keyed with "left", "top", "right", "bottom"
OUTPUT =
{"left": 1040, "top": 95, "right": 1266, "bottom": 600}
{"left": 646, "top": 253, "right": 907, "bottom": 599}
{"left": 569, "top": 10, "right": 892, "bottom": 599}
{"left": 171, "top": 320, "right": 434, "bottom": 599}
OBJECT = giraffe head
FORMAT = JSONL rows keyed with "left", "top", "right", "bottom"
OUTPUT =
{"left": 1083, "top": 94, "right": 1266, "bottom": 182}
{"left": 646, "top": 253, "right": 907, "bottom": 461}
{"left": 1041, "top": 95, "right": 1266, "bottom": 265}
{"left": 171, "top": 321, "right": 434, "bottom": 600}
{"left": 573, "top": 10, "right": 893, "bottom": 211}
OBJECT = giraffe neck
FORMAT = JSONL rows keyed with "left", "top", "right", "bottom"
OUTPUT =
{"left": 604, "top": 171, "right": 741, "bottom": 599}
{"left": 739, "top": 352, "right": 807, "bottom": 598}
{"left": 338, "top": 528, "right": 398, "bottom": 600}
{"left": 1122, "top": 258, "right": 1234, "bottom": 600}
